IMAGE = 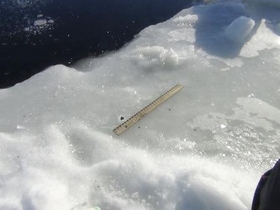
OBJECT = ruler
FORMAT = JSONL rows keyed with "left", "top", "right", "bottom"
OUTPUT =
{"left": 113, "top": 84, "right": 184, "bottom": 135}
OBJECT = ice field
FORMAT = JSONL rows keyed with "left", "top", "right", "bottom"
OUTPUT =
{"left": 0, "top": 0, "right": 280, "bottom": 209}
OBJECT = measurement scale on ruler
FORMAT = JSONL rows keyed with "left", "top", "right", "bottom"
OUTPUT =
{"left": 113, "top": 84, "right": 184, "bottom": 135}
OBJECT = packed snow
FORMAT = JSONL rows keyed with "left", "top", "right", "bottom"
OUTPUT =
{"left": 1, "top": 0, "right": 280, "bottom": 210}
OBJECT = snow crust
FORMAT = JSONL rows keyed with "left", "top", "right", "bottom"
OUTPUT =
{"left": 1, "top": 0, "right": 280, "bottom": 210}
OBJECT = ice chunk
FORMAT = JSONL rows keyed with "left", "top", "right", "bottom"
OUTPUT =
{"left": 225, "top": 16, "right": 255, "bottom": 43}
{"left": 130, "top": 46, "right": 179, "bottom": 70}
{"left": 34, "top": 19, "right": 47, "bottom": 26}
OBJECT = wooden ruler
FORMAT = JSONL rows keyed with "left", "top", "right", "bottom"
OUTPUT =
{"left": 113, "top": 84, "right": 184, "bottom": 135}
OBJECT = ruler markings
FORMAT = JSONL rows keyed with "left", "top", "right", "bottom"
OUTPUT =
{"left": 113, "top": 84, "right": 184, "bottom": 135}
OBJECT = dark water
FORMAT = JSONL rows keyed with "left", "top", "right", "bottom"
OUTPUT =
{"left": 0, "top": 0, "right": 197, "bottom": 88}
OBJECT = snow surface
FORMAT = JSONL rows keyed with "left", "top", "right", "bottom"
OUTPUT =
{"left": 1, "top": 0, "right": 280, "bottom": 210}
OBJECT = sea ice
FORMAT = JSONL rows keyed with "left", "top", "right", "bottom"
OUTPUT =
{"left": 0, "top": 0, "right": 280, "bottom": 210}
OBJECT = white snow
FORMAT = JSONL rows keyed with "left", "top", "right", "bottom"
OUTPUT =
{"left": 1, "top": 0, "right": 280, "bottom": 210}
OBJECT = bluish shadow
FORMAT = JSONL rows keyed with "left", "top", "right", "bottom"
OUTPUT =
{"left": 193, "top": 2, "right": 247, "bottom": 58}
{"left": 193, "top": 1, "right": 280, "bottom": 59}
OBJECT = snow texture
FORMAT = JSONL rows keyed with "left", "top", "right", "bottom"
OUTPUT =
{"left": 1, "top": 0, "right": 280, "bottom": 210}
